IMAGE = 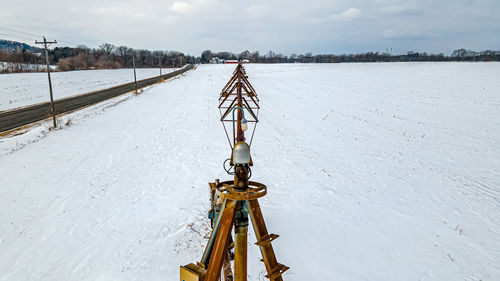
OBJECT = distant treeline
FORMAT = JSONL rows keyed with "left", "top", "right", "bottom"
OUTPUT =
{"left": 1, "top": 38, "right": 500, "bottom": 74}
{"left": 53, "top": 43, "right": 193, "bottom": 71}
{"left": 201, "top": 49, "right": 500, "bottom": 64}
{"left": 0, "top": 42, "right": 193, "bottom": 73}
{"left": 0, "top": 47, "right": 50, "bottom": 73}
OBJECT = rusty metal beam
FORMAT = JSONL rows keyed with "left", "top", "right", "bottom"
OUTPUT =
{"left": 220, "top": 98, "right": 237, "bottom": 122}
{"left": 241, "top": 84, "right": 260, "bottom": 108}
{"left": 241, "top": 74, "right": 259, "bottom": 102}
{"left": 248, "top": 199, "right": 287, "bottom": 281}
{"left": 219, "top": 82, "right": 239, "bottom": 108}
{"left": 242, "top": 98, "right": 259, "bottom": 122}
{"left": 236, "top": 64, "right": 244, "bottom": 142}
{"left": 205, "top": 200, "right": 237, "bottom": 281}
{"left": 220, "top": 73, "right": 238, "bottom": 99}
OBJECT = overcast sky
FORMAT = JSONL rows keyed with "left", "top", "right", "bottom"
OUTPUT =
{"left": 1, "top": 0, "right": 499, "bottom": 56}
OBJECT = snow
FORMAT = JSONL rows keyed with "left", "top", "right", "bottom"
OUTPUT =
{"left": 0, "top": 67, "right": 176, "bottom": 111}
{"left": 0, "top": 62, "right": 499, "bottom": 281}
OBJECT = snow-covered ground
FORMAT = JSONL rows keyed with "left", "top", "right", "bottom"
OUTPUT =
{"left": 0, "top": 67, "right": 175, "bottom": 111}
{"left": 0, "top": 63, "right": 499, "bottom": 281}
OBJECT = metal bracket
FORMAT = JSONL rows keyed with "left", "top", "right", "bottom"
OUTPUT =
{"left": 255, "top": 233, "right": 279, "bottom": 247}
{"left": 265, "top": 263, "right": 289, "bottom": 280}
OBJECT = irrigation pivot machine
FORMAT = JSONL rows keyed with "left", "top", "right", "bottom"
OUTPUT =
{"left": 180, "top": 63, "right": 288, "bottom": 281}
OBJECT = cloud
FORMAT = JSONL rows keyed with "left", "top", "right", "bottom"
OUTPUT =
{"left": 170, "top": 1, "right": 192, "bottom": 14}
{"left": 0, "top": 0, "right": 498, "bottom": 55}
{"left": 311, "top": 7, "right": 361, "bottom": 23}
{"left": 382, "top": 28, "right": 415, "bottom": 39}
{"left": 382, "top": 26, "right": 440, "bottom": 39}
{"left": 338, "top": 8, "right": 361, "bottom": 20}
{"left": 380, "top": 2, "right": 420, "bottom": 14}
{"left": 244, "top": 4, "right": 270, "bottom": 19}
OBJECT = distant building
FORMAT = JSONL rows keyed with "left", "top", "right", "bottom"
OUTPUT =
{"left": 210, "top": 59, "right": 250, "bottom": 64}
{"left": 210, "top": 57, "right": 223, "bottom": 64}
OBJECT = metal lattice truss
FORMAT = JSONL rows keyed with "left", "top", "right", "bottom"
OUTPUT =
{"left": 218, "top": 63, "right": 260, "bottom": 148}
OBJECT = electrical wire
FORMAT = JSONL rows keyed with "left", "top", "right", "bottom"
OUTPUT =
{"left": 54, "top": 39, "right": 81, "bottom": 47}
{"left": 0, "top": 27, "right": 40, "bottom": 38}
{"left": 246, "top": 166, "right": 252, "bottom": 180}
{"left": 0, "top": 33, "right": 38, "bottom": 43}
{"left": 223, "top": 158, "right": 235, "bottom": 175}
{"left": 0, "top": 27, "right": 80, "bottom": 47}
{"left": 223, "top": 158, "right": 252, "bottom": 180}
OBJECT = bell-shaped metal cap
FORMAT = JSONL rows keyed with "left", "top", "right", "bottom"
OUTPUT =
{"left": 232, "top": 141, "right": 250, "bottom": 165}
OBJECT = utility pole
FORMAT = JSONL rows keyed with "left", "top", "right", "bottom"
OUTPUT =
{"left": 35, "top": 36, "right": 57, "bottom": 128}
{"left": 132, "top": 54, "right": 138, "bottom": 94}
{"left": 158, "top": 55, "right": 162, "bottom": 76}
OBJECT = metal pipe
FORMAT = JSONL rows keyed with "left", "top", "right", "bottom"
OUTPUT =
{"left": 236, "top": 64, "right": 244, "bottom": 142}
{"left": 201, "top": 199, "right": 228, "bottom": 266}
{"left": 234, "top": 200, "right": 249, "bottom": 281}
{"left": 232, "top": 105, "right": 248, "bottom": 145}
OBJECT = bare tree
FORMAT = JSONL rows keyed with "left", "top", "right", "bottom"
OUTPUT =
{"left": 201, "top": 50, "right": 213, "bottom": 63}
{"left": 99, "top": 43, "right": 115, "bottom": 55}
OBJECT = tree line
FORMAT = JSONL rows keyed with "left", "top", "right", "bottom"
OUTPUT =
{"left": 0, "top": 48, "right": 48, "bottom": 73}
{"left": 0, "top": 42, "right": 192, "bottom": 73}
{"left": 200, "top": 49, "right": 500, "bottom": 64}
{"left": 1, "top": 40, "right": 500, "bottom": 74}
{"left": 54, "top": 43, "right": 193, "bottom": 71}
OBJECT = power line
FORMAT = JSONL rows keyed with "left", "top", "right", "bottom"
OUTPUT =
{"left": 0, "top": 27, "right": 79, "bottom": 47}
{"left": 56, "top": 39, "right": 81, "bottom": 47}
{"left": 0, "top": 33, "right": 38, "bottom": 43}
{"left": 0, "top": 27, "right": 40, "bottom": 38}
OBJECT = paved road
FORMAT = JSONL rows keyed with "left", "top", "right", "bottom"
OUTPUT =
{"left": 0, "top": 65, "right": 194, "bottom": 133}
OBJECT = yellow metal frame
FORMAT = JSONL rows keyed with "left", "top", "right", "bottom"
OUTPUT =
{"left": 180, "top": 263, "right": 206, "bottom": 281}
{"left": 181, "top": 181, "right": 288, "bottom": 281}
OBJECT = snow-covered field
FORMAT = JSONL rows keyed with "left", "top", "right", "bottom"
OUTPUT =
{"left": 0, "top": 67, "right": 175, "bottom": 111}
{"left": 0, "top": 63, "right": 499, "bottom": 281}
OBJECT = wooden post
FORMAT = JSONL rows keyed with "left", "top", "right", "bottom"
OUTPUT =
{"left": 132, "top": 54, "right": 138, "bottom": 94}
{"left": 179, "top": 56, "right": 184, "bottom": 67}
{"left": 35, "top": 36, "right": 57, "bottom": 128}
{"left": 159, "top": 56, "right": 162, "bottom": 76}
